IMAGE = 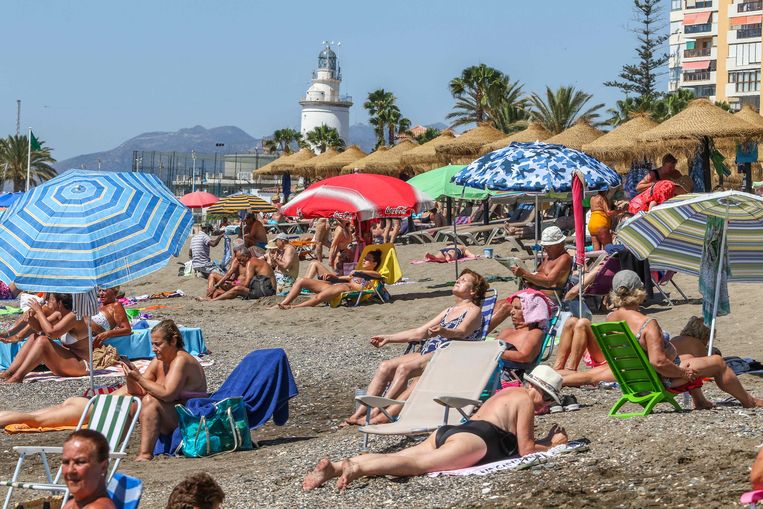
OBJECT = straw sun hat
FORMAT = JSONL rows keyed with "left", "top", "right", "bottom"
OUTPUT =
{"left": 524, "top": 366, "right": 562, "bottom": 404}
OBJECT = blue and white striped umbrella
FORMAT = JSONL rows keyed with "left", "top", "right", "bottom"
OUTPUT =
{"left": 452, "top": 141, "right": 622, "bottom": 192}
{"left": 0, "top": 170, "right": 193, "bottom": 293}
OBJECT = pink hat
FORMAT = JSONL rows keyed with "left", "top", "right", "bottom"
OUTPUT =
{"left": 507, "top": 289, "right": 554, "bottom": 325}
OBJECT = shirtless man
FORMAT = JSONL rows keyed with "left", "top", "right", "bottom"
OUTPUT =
{"left": 207, "top": 244, "right": 276, "bottom": 301}
{"left": 119, "top": 319, "right": 208, "bottom": 460}
{"left": 304, "top": 365, "right": 568, "bottom": 491}
{"left": 489, "top": 226, "right": 572, "bottom": 331}
{"left": 265, "top": 233, "right": 299, "bottom": 295}
{"left": 635, "top": 154, "right": 681, "bottom": 193}
{"left": 204, "top": 241, "right": 246, "bottom": 299}
{"left": 243, "top": 213, "right": 268, "bottom": 250}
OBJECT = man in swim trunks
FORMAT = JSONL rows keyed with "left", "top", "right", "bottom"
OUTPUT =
{"left": 243, "top": 213, "right": 268, "bottom": 250}
{"left": 303, "top": 365, "right": 569, "bottom": 491}
{"left": 265, "top": 233, "right": 299, "bottom": 295}
{"left": 207, "top": 244, "right": 276, "bottom": 300}
{"left": 423, "top": 243, "right": 476, "bottom": 262}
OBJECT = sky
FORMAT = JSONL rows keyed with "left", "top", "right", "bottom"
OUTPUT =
{"left": 1, "top": 0, "right": 668, "bottom": 160}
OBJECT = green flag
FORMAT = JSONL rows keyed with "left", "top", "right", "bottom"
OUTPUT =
{"left": 30, "top": 131, "right": 42, "bottom": 152}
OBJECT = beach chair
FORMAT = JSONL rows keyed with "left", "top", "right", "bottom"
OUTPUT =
{"left": 651, "top": 270, "right": 689, "bottom": 307}
{"left": 590, "top": 321, "right": 682, "bottom": 418}
{"left": 741, "top": 490, "right": 763, "bottom": 508}
{"left": 356, "top": 340, "right": 506, "bottom": 447}
{"left": 1, "top": 394, "right": 142, "bottom": 509}
{"left": 107, "top": 472, "right": 143, "bottom": 509}
{"left": 329, "top": 243, "right": 401, "bottom": 308}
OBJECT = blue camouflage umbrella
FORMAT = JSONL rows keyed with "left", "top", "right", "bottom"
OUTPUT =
{"left": 452, "top": 141, "right": 622, "bottom": 192}
{"left": 0, "top": 170, "right": 193, "bottom": 390}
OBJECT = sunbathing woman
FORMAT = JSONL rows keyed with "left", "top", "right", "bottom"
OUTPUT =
{"left": 342, "top": 269, "right": 486, "bottom": 426}
{"left": 304, "top": 366, "right": 568, "bottom": 491}
{"left": 424, "top": 243, "right": 476, "bottom": 263}
{"left": 557, "top": 271, "right": 763, "bottom": 409}
{"left": 276, "top": 249, "right": 383, "bottom": 309}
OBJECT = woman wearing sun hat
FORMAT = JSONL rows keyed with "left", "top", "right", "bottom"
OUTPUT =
{"left": 303, "top": 365, "right": 569, "bottom": 491}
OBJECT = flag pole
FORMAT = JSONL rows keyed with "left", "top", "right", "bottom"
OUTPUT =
{"left": 26, "top": 127, "right": 32, "bottom": 192}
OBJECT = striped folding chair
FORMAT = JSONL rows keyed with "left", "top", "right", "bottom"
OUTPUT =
{"left": 107, "top": 472, "right": 143, "bottom": 509}
{"left": 1, "top": 394, "right": 142, "bottom": 509}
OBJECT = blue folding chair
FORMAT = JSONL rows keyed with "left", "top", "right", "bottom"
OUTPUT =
{"left": 107, "top": 472, "right": 143, "bottom": 509}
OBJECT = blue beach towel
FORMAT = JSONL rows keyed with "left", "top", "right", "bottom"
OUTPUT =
{"left": 153, "top": 348, "right": 298, "bottom": 456}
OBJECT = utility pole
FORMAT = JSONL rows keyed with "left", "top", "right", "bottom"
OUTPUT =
{"left": 191, "top": 150, "right": 197, "bottom": 193}
{"left": 16, "top": 100, "right": 20, "bottom": 136}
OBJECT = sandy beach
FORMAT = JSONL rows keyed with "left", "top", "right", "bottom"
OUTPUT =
{"left": 1, "top": 238, "right": 762, "bottom": 508}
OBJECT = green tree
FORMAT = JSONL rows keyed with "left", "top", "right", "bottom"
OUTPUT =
{"left": 415, "top": 127, "right": 441, "bottom": 144}
{"left": 604, "top": 0, "right": 669, "bottom": 101}
{"left": 304, "top": 125, "right": 345, "bottom": 153}
{"left": 529, "top": 86, "right": 605, "bottom": 134}
{"left": 364, "top": 89, "right": 396, "bottom": 148}
{"left": 0, "top": 134, "right": 57, "bottom": 192}
{"left": 606, "top": 88, "right": 695, "bottom": 125}
{"left": 447, "top": 64, "right": 510, "bottom": 128}
{"left": 263, "top": 128, "right": 302, "bottom": 154}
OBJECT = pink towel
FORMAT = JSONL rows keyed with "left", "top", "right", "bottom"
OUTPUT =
{"left": 506, "top": 289, "right": 554, "bottom": 325}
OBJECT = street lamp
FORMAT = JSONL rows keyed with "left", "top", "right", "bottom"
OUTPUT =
{"left": 96, "top": 159, "right": 102, "bottom": 170}
{"left": 135, "top": 156, "right": 142, "bottom": 173}
{"left": 191, "top": 150, "right": 197, "bottom": 193}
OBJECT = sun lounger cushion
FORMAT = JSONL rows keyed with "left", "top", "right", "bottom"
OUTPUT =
{"left": 105, "top": 326, "right": 207, "bottom": 359}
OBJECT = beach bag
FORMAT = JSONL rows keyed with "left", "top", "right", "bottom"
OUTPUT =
{"left": 175, "top": 397, "right": 253, "bottom": 457}
{"left": 91, "top": 345, "right": 120, "bottom": 370}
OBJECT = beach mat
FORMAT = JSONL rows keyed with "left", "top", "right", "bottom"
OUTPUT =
{"left": 4, "top": 423, "right": 79, "bottom": 434}
{"left": 428, "top": 439, "right": 590, "bottom": 477}
{"left": 411, "top": 255, "right": 480, "bottom": 265}
{"left": 21, "top": 357, "right": 214, "bottom": 384}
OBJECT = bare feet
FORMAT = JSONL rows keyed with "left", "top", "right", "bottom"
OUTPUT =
{"left": 134, "top": 454, "right": 153, "bottom": 462}
{"left": 336, "top": 459, "right": 361, "bottom": 491}
{"left": 338, "top": 414, "right": 365, "bottom": 428}
{"left": 303, "top": 458, "right": 339, "bottom": 491}
{"left": 693, "top": 399, "right": 715, "bottom": 410}
{"left": 195, "top": 296, "right": 210, "bottom": 302}
{"left": 277, "top": 303, "right": 291, "bottom": 310}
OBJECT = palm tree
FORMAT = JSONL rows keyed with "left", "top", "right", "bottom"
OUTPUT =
{"left": 447, "top": 64, "right": 510, "bottom": 128}
{"left": 305, "top": 125, "right": 345, "bottom": 153}
{"left": 0, "top": 134, "right": 57, "bottom": 191}
{"left": 263, "top": 128, "right": 302, "bottom": 154}
{"left": 364, "top": 89, "right": 396, "bottom": 148}
{"left": 606, "top": 96, "right": 654, "bottom": 126}
{"left": 379, "top": 105, "right": 411, "bottom": 145}
{"left": 415, "top": 127, "right": 441, "bottom": 144}
{"left": 528, "top": 86, "right": 605, "bottom": 134}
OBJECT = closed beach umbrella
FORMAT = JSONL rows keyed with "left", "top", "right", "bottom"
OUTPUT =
{"left": 0, "top": 169, "right": 193, "bottom": 390}
{"left": 207, "top": 193, "right": 277, "bottom": 215}
{"left": 616, "top": 190, "right": 763, "bottom": 353}
{"left": 180, "top": 191, "right": 219, "bottom": 209}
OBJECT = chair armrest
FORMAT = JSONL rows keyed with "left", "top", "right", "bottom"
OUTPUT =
{"left": 433, "top": 396, "right": 482, "bottom": 409}
{"left": 355, "top": 395, "right": 405, "bottom": 408}
{"left": 351, "top": 271, "right": 384, "bottom": 281}
{"left": 13, "top": 446, "right": 63, "bottom": 455}
{"left": 109, "top": 452, "right": 127, "bottom": 459}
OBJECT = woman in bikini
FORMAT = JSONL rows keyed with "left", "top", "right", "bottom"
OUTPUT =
{"left": 343, "top": 269, "right": 487, "bottom": 426}
{"left": 276, "top": 249, "right": 383, "bottom": 309}
{"left": 424, "top": 244, "right": 476, "bottom": 263}
{"left": 304, "top": 365, "right": 568, "bottom": 491}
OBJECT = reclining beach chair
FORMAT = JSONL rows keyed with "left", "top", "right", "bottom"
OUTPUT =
{"left": 356, "top": 340, "right": 505, "bottom": 448}
{"left": 590, "top": 321, "right": 682, "bottom": 418}
{"left": 329, "top": 243, "right": 402, "bottom": 308}
{"left": 1, "top": 394, "right": 142, "bottom": 509}
{"left": 651, "top": 270, "right": 689, "bottom": 307}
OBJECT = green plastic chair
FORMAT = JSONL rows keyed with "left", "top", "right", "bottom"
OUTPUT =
{"left": 591, "top": 321, "right": 682, "bottom": 418}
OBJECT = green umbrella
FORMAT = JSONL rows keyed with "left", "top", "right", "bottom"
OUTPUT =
{"left": 407, "top": 165, "right": 493, "bottom": 201}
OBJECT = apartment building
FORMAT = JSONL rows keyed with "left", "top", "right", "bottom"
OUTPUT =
{"left": 669, "top": 0, "right": 762, "bottom": 110}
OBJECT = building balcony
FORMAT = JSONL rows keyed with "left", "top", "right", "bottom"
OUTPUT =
{"left": 683, "top": 70, "right": 712, "bottom": 82}
{"left": 686, "top": 0, "right": 713, "bottom": 8}
{"left": 685, "top": 22, "right": 713, "bottom": 34}
{"left": 684, "top": 47, "right": 712, "bottom": 58}
{"left": 737, "top": 25, "right": 762, "bottom": 38}
{"left": 738, "top": 1, "right": 763, "bottom": 13}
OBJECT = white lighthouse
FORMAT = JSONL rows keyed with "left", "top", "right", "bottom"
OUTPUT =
{"left": 300, "top": 43, "right": 353, "bottom": 147}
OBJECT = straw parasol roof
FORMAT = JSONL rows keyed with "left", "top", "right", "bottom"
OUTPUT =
{"left": 478, "top": 122, "right": 552, "bottom": 155}
{"left": 365, "top": 139, "right": 418, "bottom": 175}
{"left": 291, "top": 148, "right": 340, "bottom": 178}
{"left": 399, "top": 130, "right": 456, "bottom": 170}
{"left": 253, "top": 152, "right": 293, "bottom": 176}
{"left": 544, "top": 120, "right": 604, "bottom": 151}
{"left": 581, "top": 113, "right": 658, "bottom": 163}
{"left": 341, "top": 146, "right": 390, "bottom": 173}
{"left": 314, "top": 145, "right": 366, "bottom": 178}
{"left": 435, "top": 123, "right": 506, "bottom": 163}
{"left": 265, "top": 148, "right": 315, "bottom": 175}
{"left": 734, "top": 104, "right": 763, "bottom": 129}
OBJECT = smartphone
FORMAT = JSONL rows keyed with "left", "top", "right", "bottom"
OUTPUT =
{"left": 118, "top": 355, "right": 131, "bottom": 364}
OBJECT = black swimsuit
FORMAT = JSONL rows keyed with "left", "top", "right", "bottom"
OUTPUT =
{"left": 434, "top": 420, "right": 519, "bottom": 465}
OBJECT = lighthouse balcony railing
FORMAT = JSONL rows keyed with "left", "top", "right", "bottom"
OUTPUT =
{"left": 300, "top": 94, "right": 353, "bottom": 103}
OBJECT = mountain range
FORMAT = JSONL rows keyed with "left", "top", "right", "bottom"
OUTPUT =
{"left": 53, "top": 122, "right": 448, "bottom": 173}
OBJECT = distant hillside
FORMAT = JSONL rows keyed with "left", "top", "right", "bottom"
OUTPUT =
{"left": 54, "top": 126, "right": 262, "bottom": 172}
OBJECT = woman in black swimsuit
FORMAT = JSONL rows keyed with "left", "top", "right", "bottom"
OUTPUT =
{"left": 303, "top": 366, "right": 569, "bottom": 491}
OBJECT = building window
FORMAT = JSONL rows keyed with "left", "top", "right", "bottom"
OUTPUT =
{"left": 729, "top": 69, "right": 761, "bottom": 92}
{"left": 728, "top": 42, "right": 762, "bottom": 65}
{"left": 672, "top": 0, "right": 682, "bottom": 9}
{"left": 670, "top": 67, "right": 682, "bottom": 81}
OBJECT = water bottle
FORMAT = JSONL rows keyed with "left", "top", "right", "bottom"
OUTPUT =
{"left": 682, "top": 391, "right": 692, "bottom": 410}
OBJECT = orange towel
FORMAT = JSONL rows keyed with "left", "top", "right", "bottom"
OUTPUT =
{"left": 4, "top": 423, "right": 86, "bottom": 434}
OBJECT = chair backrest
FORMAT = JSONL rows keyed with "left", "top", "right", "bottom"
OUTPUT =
{"left": 354, "top": 243, "right": 402, "bottom": 285}
{"left": 107, "top": 472, "right": 143, "bottom": 509}
{"left": 455, "top": 216, "right": 471, "bottom": 225}
{"left": 80, "top": 395, "right": 142, "bottom": 455}
{"left": 396, "top": 341, "right": 505, "bottom": 427}
{"left": 591, "top": 321, "right": 667, "bottom": 396}
{"left": 479, "top": 289, "right": 498, "bottom": 340}
{"left": 584, "top": 256, "right": 621, "bottom": 296}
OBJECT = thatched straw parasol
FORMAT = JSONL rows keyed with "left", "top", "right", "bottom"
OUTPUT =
{"left": 262, "top": 148, "right": 315, "bottom": 175}
{"left": 639, "top": 98, "right": 763, "bottom": 190}
{"left": 479, "top": 122, "right": 552, "bottom": 155}
{"left": 314, "top": 145, "right": 366, "bottom": 178}
{"left": 544, "top": 120, "right": 604, "bottom": 151}
{"left": 341, "top": 146, "right": 390, "bottom": 174}
{"left": 581, "top": 113, "right": 659, "bottom": 172}
{"left": 734, "top": 104, "right": 763, "bottom": 129}
{"left": 365, "top": 139, "right": 418, "bottom": 175}
{"left": 291, "top": 148, "right": 340, "bottom": 178}
{"left": 399, "top": 130, "right": 456, "bottom": 172}
{"left": 253, "top": 152, "right": 293, "bottom": 176}
{"left": 435, "top": 123, "right": 506, "bottom": 164}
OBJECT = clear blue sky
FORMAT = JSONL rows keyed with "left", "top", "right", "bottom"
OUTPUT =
{"left": 1, "top": 0, "right": 667, "bottom": 160}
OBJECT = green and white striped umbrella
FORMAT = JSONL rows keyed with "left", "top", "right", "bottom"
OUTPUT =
{"left": 617, "top": 191, "right": 763, "bottom": 282}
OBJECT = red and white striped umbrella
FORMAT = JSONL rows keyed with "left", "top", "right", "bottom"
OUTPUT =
{"left": 281, "top": 173, "right": 434, "bottom": 221}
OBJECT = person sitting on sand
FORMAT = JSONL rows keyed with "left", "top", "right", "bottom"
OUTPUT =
{"left": 276, "top": 249, "right": 383, "bottom": 309}
{"left": 557, "top": 271, "right": 763, "bottom": 410}
{"left": 265, "top": 233, "right": 299, "bottom": 296}
{"left": 0, "top": 293, "right": 95, "bottom": 383}
{"left": 343, "top": 269, "right": 486, "bottom": 426}
{"left": 189, "top": 224, "right": 224, "bottom": 278}
{"left": 424, "top": 243, "right": 476, "bottom": 262}
{"left": 204, "top": 244, "right": 276, "bottom": 301}
{"left": 62, "top": 429, "right": 116, "bottom": 509}
{"left": 204, "top": 239, "right": 248, "bottom": 299}
{"left": 304, "top": 365, "right": 569, "bottom": 491}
